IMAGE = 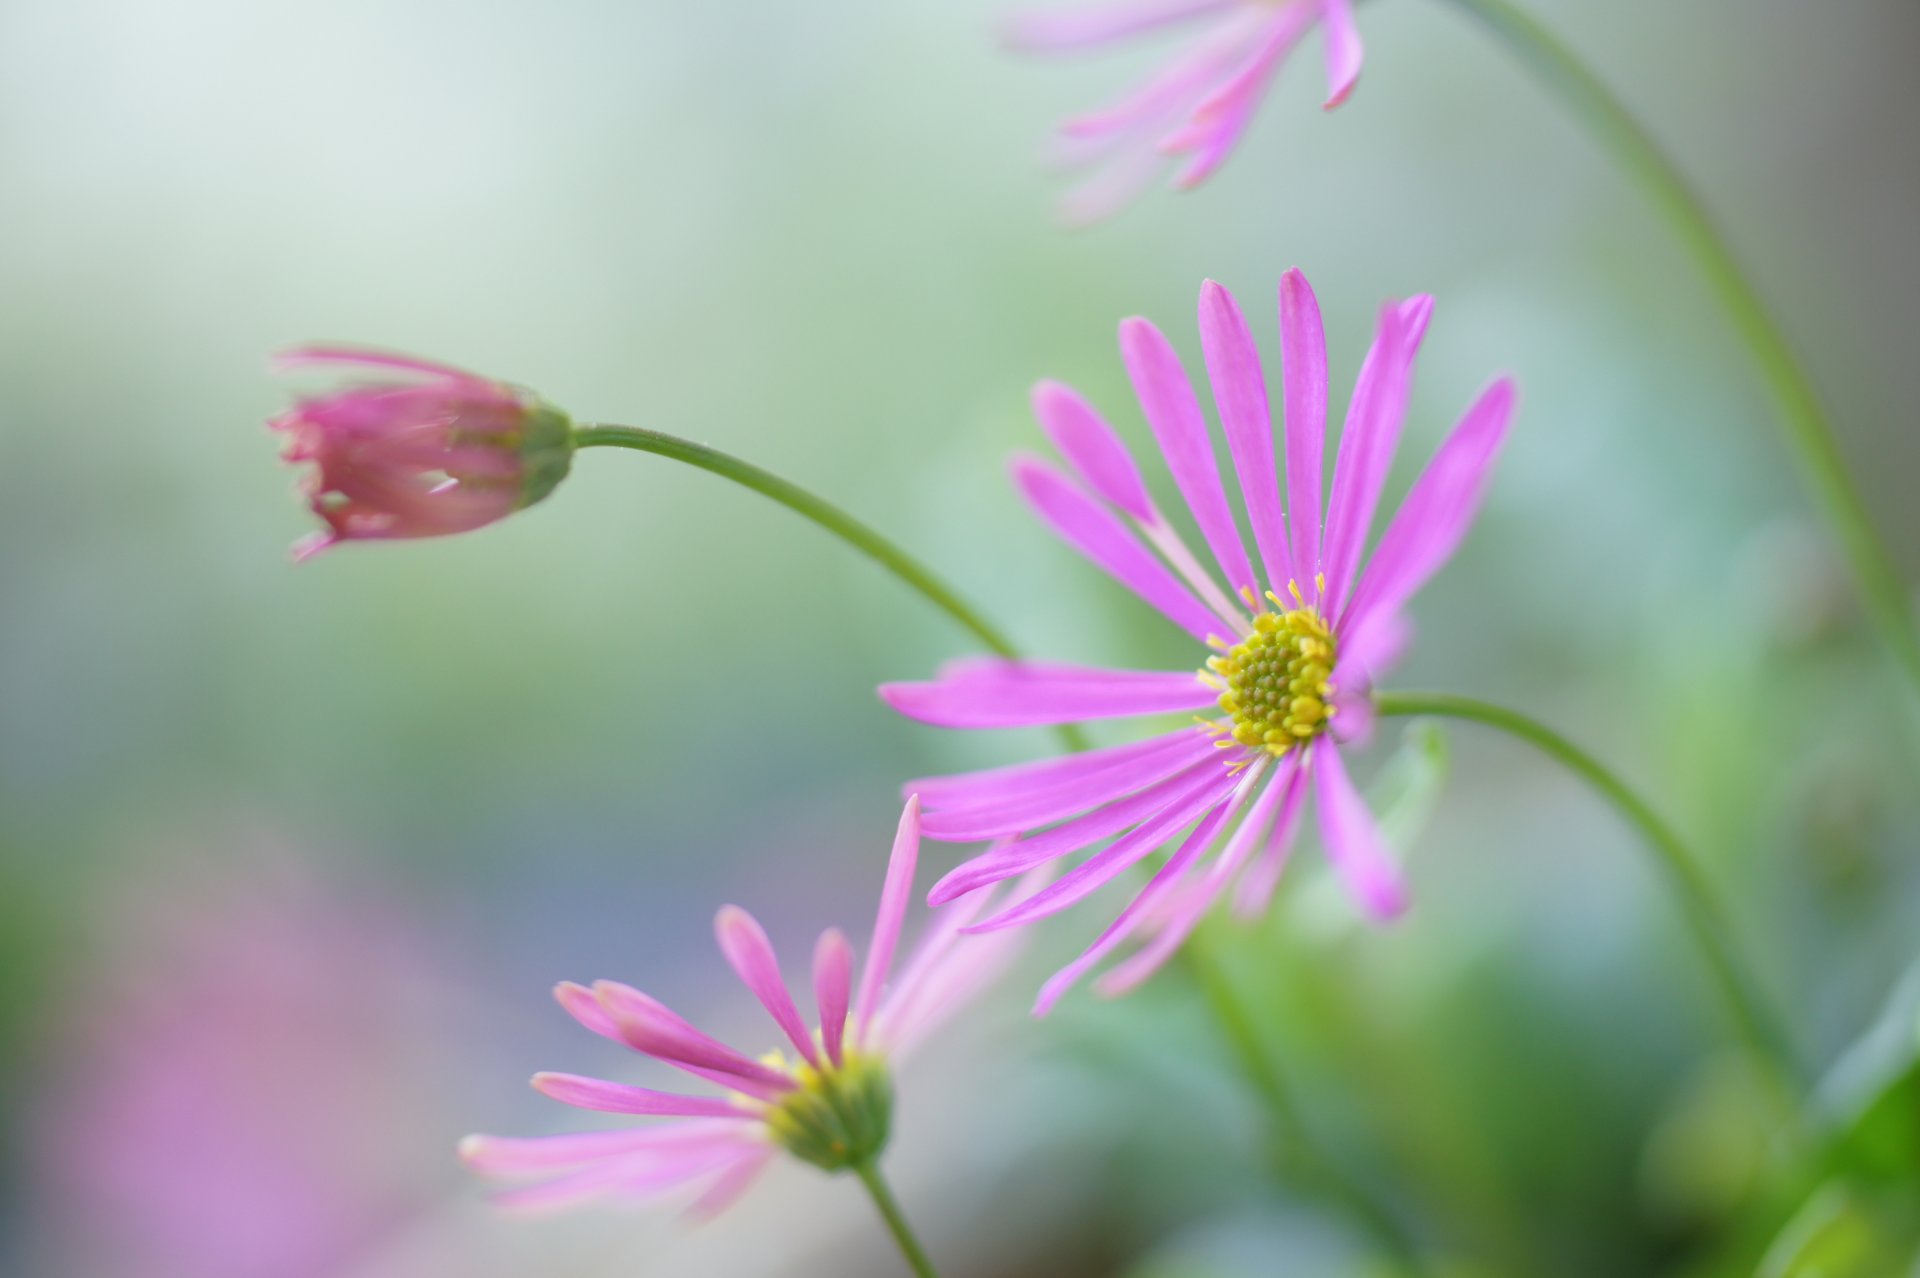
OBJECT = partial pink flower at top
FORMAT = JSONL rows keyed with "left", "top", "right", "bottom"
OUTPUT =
{"left": 460, "top": 798, "right": 1033, "bottom": 1217}
{"left": 269, "top": 347, "right": 574, "bottom": 561}
{"left": 882, "top": 271, "right": 1516, "bottom": 1013}
{"left": 1004, "top": 0, "right": 1364, "bottom": 223}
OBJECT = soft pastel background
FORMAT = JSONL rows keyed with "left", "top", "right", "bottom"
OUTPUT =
{"left": 2, "top": 0, "right": 1917, "bottom": 1275}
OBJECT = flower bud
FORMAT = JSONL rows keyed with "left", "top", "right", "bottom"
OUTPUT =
{"left": 269, "top": 347, "right": 573, "bottom": 560}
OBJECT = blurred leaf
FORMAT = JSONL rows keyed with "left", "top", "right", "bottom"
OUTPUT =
{"left": 1755, "top": 1183, "right": 1919, "bottom": 1278}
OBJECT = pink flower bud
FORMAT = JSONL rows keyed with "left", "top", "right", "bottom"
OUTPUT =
{"left": 269, "top": 347, "right": 573, "bottom": 560}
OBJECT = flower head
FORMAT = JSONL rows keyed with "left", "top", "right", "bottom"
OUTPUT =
{"left": 269, "top": 347, "right": 573, "bottom": 561}
{"left": 1005, "top": 0, "right": 1364, "bottom": 222}
{"left": 881, "top": 271, "right": 1516, "bottom": 1013}
{"left": 459, "top": 798, "right": 1029, "bottom": 1215}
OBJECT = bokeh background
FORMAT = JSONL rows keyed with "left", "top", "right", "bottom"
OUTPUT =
{"left": 2, "top": 0, "right": 1918, "bottom": 1274}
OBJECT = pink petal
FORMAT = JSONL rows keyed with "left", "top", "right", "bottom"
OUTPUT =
{"left": 1320, "top": 300, "right": 1422, "bottom": 613}
{"left": 530, "top": 1073, "right": 751, "bottom": 1120}
{"left": 685, "top": 1147, "right": 777, "bottom": 1221}
{"left": 880, "top": 662, "right": 1215, "bottom": 729}
{"left": 1279, "top": 268, "right": 1330, "bottom": 587}
{"left": 715, "top": 905, "right": 819, "bottom": 1066}
{"left": 1336, "top": 609, "right": 1412, "bottom": 685}
{"left": 1002, "top": 0, "right": 1240, "bottom": 53}
{"left": 967, "top": 764, "right": 1238, "bottom": 933}
{"left": 928, "top": 758, "right": 1221, "bottom": 904}
{"left": 1233, "top": 755, "right": 1314, "bottom": 917}
{"left": 1312, "top": 744, "right": 1409, "bottom": 919}
{"left": 919, "top": 728, "right": 1216, "bottom": 841}
{"left": 1032, "top": 380, "right": 1157, "bottom": 521}
{"left": 813, "top": 928, "right": 854, "bottom": 1067}
{"left": 1011, "top": 455, "right": 1233, "bottom": 642}
{"left": 492, "top": 1140, "right": 764, "bottom": 1213}
{"left": 594, "top": 982, "right": 793, "bottom": 1101}
{"left": 1198, "top": 279, "right": 1292, "bottom": 594}
{"left": 1119, "top": 317, "right": 1259, "bottom": 598}
{"left": 554, "top": 980, "right": 622, "bottom": 1042}
{"left": 854, "top": 796, "right": 921, "bottom": 1033}
{"left": 459, "top": 1121, "right": 750, "bottom": 1175}
{"left": 879, "top": 868, "right": 1048, "bottom": 1057}
{"left": 1034, "top": 785, "right": 1245, "bottom": 1014}
{"left": 910, "top": 725, "right": 1211, "bottom": 820}
{"left": 1340, "top": 378, "right": 1516, "bottom": 635}
{"left": 1319, "top": 0, "right": 1363, "bottom": 109}
{"left": 1162, "top": 5, "right": 1315, "bottom": 188}
{"left": 1056, "top": 8, "right": 1267, "bottom": 146}
{"left": 1098, "top": 756, "right": 1299, "bottom": 994}
{"left": 272, "top": 344, "right": 487, "bottom": 384}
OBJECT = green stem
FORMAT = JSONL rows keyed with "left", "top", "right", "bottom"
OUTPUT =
{"left": 1183, "top": 933, "right": 1427, "bottom": 1272}
{"left": 1436, "top": 0, "right": 1920, "bottom": 695}
{"left": 1376, "top": 691, "right": 1804, "bottom": 1089}
{"left": 852, "top": 1160, "right": 942, "bottom": 1278}
{"left": 573, "top": 423, "right": 1088, "bottom": 751}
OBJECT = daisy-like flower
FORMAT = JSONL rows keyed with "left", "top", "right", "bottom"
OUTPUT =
{"left": 269, "top": 347, "right": 573, "bottom": 561}
{"left": 881, "top": 271, "right": 1516, "bottom": 1013}
{"left": 460, "top": 798, "right": 1029, "bottom": 1216}
{"left": 1005, "top": 0, "right": 1364, "bottom": 222}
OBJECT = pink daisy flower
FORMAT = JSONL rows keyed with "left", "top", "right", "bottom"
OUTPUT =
{"left": 881, "top": 271, "right": 1516, "bottom": 1014}
{"left": 460, "top": 798, "right": 1030, "bottom": 1216}
{"left": 1005, "top": 0, "right": 1365, "bottom": 222}
{"left": 269, "top": 347, "right": 573, "bottom": 561}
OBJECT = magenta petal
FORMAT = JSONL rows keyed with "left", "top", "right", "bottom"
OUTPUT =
{"left": 1198, "top": 279, "right": 1292, "bottom": 594}
{"left": 1163, "top": 5, "right": 1313, "bottom": 189}
{"left": 1119, "top": 316, "right": 1259, "bottom": 597}
{"left": 554, "top": 980, "right": 621, "bottom": 1042}
{"left": 530, "top": 1073, "right": 749, "bottom": 1120}
{"left": 1319, "top": 0, "right": 1363, "bottom": 108}
{"left": 1033, "top": 789, "right": 1241, "bottom": 1015}
{"left": 714, "top": 905, "right": 819, "bottom": 1066}
{"left": 458, "top": 1121, "right": 750, "bottom": 1175}
{"left": 881, "top": 662, "right": 1215, "bottom": 729}
{"left": 1002, "top": 0, "right": 1239, "bottom": 52}
{"left": 1011, "top": 454, "right": 1233, "bottom": 642}
{"left": 1340, "top": 378, "right": 1516, "bottom": 635}
{"left": 919, "top": 729, "right": 1215, "bottom": 841}
{"left": 1033, "top": 380, "right": 1157, "bottom": 522}
{"left": 1312, "top": 745, "right": 1409, "bottom": 919}
{"left": 1278, "top": 268, "right": 1330, "bottom": 585}
{"left": 969, "top": 765, "right": 1237, "bottom": 933}
{"left": 685, "top": 1147, "right": 776, "bottom": 1220}
{"left": 928, "top": 758, "right": 1220, "bottom": 904}
{"left": 911, "top": 726, "right": 1211, "bottom": 824}
{"left": 1320, "top": 302, "right": 1418, "bottom": 612}
{"left": 813, "top": 928, "right": 854, "bottom": 1067}
{"left": 594, "top": 982, "right": 793, "bottom": 1100}
{"left": 492, "top": 1140, "right": 764, "bottom": 1213}
{"left": 272, "top": 345, "right": 487, "bottom": 384}
{"left": 1233, "top": 756, "right": 1313, "bottom": 917}
{"left": 854, "top": 797, "right": 921, "bottom": 1033}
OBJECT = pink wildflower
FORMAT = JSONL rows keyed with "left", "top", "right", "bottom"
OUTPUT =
{"left": 269, "top": 347, "right": 573, "bottom": 560}
{"left": 881, "top": 271, "right": 1516, "bottom": 1013}
{"left": 460, "top": 798, "right": 1029, "bottom": 1216}
{"left": 1004, "top": 0, "right": 1364, "bottom": 222}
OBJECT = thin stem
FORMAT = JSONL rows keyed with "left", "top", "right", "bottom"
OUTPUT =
{"left": 1183, "top": 932, "right": 1427, "bottom": 1272}
{"left": 1435, "top": 0, "right": 1920, "bottom": 696}
{"left": 573, "top": 423, "right": 1088, "bottom": 751}
{"left": 852, "top": 1160, "right": 941, "bottom": 1278}
{"left": 1376, "top": 691, "right": 1805, "bottom": 1089}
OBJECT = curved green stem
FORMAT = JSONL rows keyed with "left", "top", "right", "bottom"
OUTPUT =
{"left": 573, "top": 423, "right": 1088, "bottom": 751}
{"left": 1436, "top": 0, "right": 1920, "bottom": 695}
{"left": 576, "top": 423, "right": 1019, "bottom": 658}
{"left": 1377, "top": 691, "right": 1804, "bottom": 1089}
{"left": 1184, "top": 933, "right": 1427, "bottom": 1272}
{"left": 852, "top": 1160, "right": 942, "bottom": 1278}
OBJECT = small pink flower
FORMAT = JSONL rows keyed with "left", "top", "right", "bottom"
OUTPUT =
{"left": 460, "top": 798, "right": 1030, "bottom": 1216}
{"left": 269, "top": 347, "right": 574, "bottom": 560}
{"left": 1004, "top": 0, "right": 1364, "bottom": 222}
{"left": 882, "top": 271, "right": 1516, "bottom": 1012}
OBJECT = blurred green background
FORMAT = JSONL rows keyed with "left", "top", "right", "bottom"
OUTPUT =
{"left": 2, "top": 0, "right": 1917, "bottom": 1274}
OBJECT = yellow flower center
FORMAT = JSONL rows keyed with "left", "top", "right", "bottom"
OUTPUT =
{"left": 1205, "top": 595, "right": 1337, "bottom": 755}
{"left": 757, "top": 1048, "right": 893, "bottom": 1172}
